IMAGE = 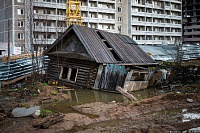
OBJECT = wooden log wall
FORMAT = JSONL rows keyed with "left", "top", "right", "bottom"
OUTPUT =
{"left": 47, "top": 56, "right": 98, "bottom": 88}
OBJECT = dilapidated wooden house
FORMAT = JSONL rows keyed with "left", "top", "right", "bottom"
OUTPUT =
{"left": 46, "top": 25, "right": 157, "bottom": 92}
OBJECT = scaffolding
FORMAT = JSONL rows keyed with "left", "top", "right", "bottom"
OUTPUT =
{"left": 66, "top": 0, "right": 83, "bottom": 28}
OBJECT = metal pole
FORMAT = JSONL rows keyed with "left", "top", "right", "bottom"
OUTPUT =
{"left": 8, "top": 19, "right": 10, "bottom": 62}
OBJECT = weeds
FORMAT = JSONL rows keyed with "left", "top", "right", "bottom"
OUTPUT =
{"left": 52, "top": 91, "right": 57, "bottom": 95}
{"left": 40, "top": 109, "right": 53, "bottom": 117}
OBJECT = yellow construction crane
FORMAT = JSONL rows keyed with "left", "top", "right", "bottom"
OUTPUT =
{"left": 66, "top": 0, "right": 83, "bottom": 28}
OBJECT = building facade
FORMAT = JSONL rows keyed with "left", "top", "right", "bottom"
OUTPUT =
{"left": 182, "top": 0, "right": 200, "bottom": 44}
{"left": 0, "top": 0, "right": 32, "bottom": 55}
{"left": 0, "top": 0, "right": 182, "bottom": 55}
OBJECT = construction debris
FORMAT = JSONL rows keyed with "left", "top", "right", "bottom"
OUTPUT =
{"left": 116, "top": 86, "right": 137, "bottom": 101}
{"left": 32, "top": 113, "right": 65, "bottom": 129}
{"left": 12, "top": 106, "right": 40, "bottom": 118}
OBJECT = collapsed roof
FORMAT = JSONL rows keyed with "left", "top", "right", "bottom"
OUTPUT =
{"left": 46, "top": 25, "right": 156, "bottom": 65}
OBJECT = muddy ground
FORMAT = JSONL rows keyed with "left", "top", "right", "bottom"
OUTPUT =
{"left": 0, "top": 91, "right": 200, "bottom": 133}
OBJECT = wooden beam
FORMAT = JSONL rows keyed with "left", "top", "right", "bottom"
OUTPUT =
{"left": 116, "top": 86, "right": 137, "bottom": 101}
{"left": 1, "top": 74, "right": 32, "bottom": 85}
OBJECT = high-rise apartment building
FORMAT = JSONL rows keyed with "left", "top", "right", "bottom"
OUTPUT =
{"left": 0, "top": 0, "right": 182, "bottom": 55}
{"left": 182, "top": 0, "right": 200, "bottom": 44}
{"left": 0, "top": 0, "right": 31, "bottom": 55}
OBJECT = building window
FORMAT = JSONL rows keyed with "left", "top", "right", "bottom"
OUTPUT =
{"left": 34, "top": 33, "right": 38, "bottom": 39}
{"left": 43, "top": 0, "right": 51, "bottom": 2}
{"left": 34, "top": 9, "right": 38, "bottom": 14}
{"left": 17, "top": 9, "right": 24, "bottom": 15}
{"left": 18, "top": 21, "right": 24, "bottom": 27}
{"left": 118, "top": 0, "right": 122, "bottom": 3}
{"left": 43, "top": 10, "right": 46, "bottom": 14}
{"left": 118, "top": 17, "right": 122, "bottom": 22}
{"left": 60, "top": 67, "right": 78, "bottom": 82}
{"left": 21, "top": 46, "right": 24, "bottom": 52}
{"left": 17, "top": 0, "right": 24, "bottom": 3}
{"left": 47, "top": 34, "right": 51, "bottom": 39}
{"left": 57, "top": 0, "right": 62, "bottom": 3}
{"left": 47, "top": 10, "right": 51, "bottom": 14}
{"left": 107, "top": 25, "right": 110, "bottom": 29}
{"left": 18, "top": 33, "right": 24, "bottom": 40}
{"left": 118, "top": 7, "right": 122, "bottom": 12}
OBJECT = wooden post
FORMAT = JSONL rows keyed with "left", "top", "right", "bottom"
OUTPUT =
{"left": 8, "top": 19, "right": 10, "bottom": 62}
{"left": 116, "top": 86, "right": 137, "bottom": 101}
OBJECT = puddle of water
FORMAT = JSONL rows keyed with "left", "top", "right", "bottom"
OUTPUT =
{"left": 151, "top": 106, "right": 200, "bottom": 122}
{"left": 45, "top": 88, "right": 126, "bottom": 113}
{"left": 130, "top": 87, "right": 156, "bottom": 100}
{"left": 45, "top": 87, "right": 156, "bottom": 114}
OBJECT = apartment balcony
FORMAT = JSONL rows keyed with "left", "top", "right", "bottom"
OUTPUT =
{"left": 165, "top": 32, "right": 182, "bottom": 36}
{"left": 165, "top": 6, "right": 171, "bottom": 10}
{"left": 171, "top": 8, "right": 181, "bottom": 12}
{"left": 132, "top": 21, "right": 146, "bottom": 26}
{"left": 184, "top": 31, "right": 200, "bottom": 35}
{"left": 145, "top": 3, "right": 153, "bottom": 8}
{"left": 56, "top": 3, "right": 66, "bottom": 9}
{"left": 98, "top": 18, "right": 115, "bottom": 23}
{"left": 152, "top": 14, "right": 166, "bottom": 18}
{"left": 154, "top": 6, "right": 164, "bottom": 9}
{"left": 34, "top": 26, "right": 67, "bottom": 33}
{"left": 33, "top": 1, "right": 57, "bottom": 9}
{"left": 171, "top": 0, "right": 181, "bottom": 4}
{"left": 98, "top": 0, "right": 115, "bottom": 3}
{"left": 98, "top": 8, "right": 115, "bottom": 13}
{"left": 136, "top": 40, "right": 165, "bottom": 45}
{"left": 183, "top": 38, "right": 200, "bottom": 42}
{"left": 132, "top": 4, "right": 145, "bottom": 8}
{"left": 132, "top": 31, "right": 147, "bottom": 35}
{"left": 170, "top": 15, "right": 182, "bottom": 20}
{"left": 184, "top": 25, "right": 200, "bottom": 29}
{"left": 145, "top": 13, "right": 153, "bottom": 17}
{"left": 81, "top": 6, "right": 88, "bottom": 11}
{"left": 88, "top": 18, "right": 98, "bottom": 23}
{"left": 152, "top": 23, "right": 168, "bottom": 27}
{"left": 131, "top": 12, "right": 146, "bottom": 16}
{"left": 170, "top": 24, "right": 182, "bottom": 28}
{"left": 88, "top": 7, "right": 98, "bottom": 12}
{"left": 34, "top": 14, "right": 66, "bottom": 21}
{"left": 33, "top": 39, "right": 56, "bottom": 45}
{"left": 83, "top": 17, "right": 115, "bottom": 24}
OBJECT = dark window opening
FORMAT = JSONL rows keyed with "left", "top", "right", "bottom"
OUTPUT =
{"left": 60, "top": 67, "right": 78, "bottom": 82}
{"left": 104, "top": 41, "right": 112, "bottom": 48}
{"left": 96, "top": 31, "right": 104, "bottom": 39}
{"left": 70, "top": 68, "right": 78, "bottom": 81}
{"left": 110, "top": 50, "right": 122, "bottom": 61}
{"left": 96, "top": 31, "right": 122, "bottom": 62}
{"left": 62, "top": 67, "right": 69, "bottom": 79}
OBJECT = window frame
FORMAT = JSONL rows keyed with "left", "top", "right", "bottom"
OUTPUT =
{"left": 18, "top": 33, "right": 24, "bottom": 40}
{"left": 59, "top": 66, "right": 78, "bottom": 82}
{"left": 17, "top": 8, "right": 24, "bottom": 15}
{"left": 18, "top": 21, "right": 24, "bottom": 27}
{"left": 17, "top": 0, "right": 24, "bottom": 3}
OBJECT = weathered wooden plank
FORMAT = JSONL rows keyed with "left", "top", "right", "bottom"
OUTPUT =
{"left": 116, "top": 86, "right": 137, "bottom": 101}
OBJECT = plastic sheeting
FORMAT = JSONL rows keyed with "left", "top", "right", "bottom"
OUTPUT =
{"left": 0, "top": 56, "right": 49, "bottom": 81}
{"left": 139, "top": 44, "right": 200, "bottom": 61}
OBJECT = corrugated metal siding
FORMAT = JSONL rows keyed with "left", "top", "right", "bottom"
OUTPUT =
{"left": 99, "top": 30, "right": 156, "bottom": 64}
{"left": 73, "top": 25, "right": 117, "bottom": 64}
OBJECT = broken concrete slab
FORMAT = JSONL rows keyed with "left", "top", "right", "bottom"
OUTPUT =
{"left": 12, "top": 106, "right": 40, "bottom": 117}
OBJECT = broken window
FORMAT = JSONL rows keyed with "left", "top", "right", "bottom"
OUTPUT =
{"left": 70, "top": 68, "right": 78, "bottom": 81}
{"left": 60, "top": 67, "right": 78, "bottom": 82}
